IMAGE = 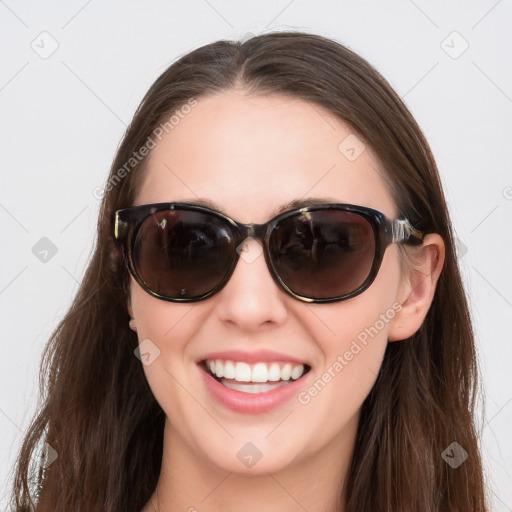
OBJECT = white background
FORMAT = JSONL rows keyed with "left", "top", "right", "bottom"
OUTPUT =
{"left": 1, "top": 1, "right": 511, "bottom": 510}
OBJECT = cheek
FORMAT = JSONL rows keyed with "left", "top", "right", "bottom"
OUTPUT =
{"left": 130, "top": 284, "right": 190, "bottom": 346}
{"left": 317, "top": 246, "right": 402, "bottom": 349}
{"left": 128, "top": 281, "right": 200, "bottom": 400}
{"left": 297, "top": 249, "right": 402, "bottom": 410}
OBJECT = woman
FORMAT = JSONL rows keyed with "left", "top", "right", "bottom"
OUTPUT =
{"left": 9, "top": 31, "right": 487, "bottom": 511}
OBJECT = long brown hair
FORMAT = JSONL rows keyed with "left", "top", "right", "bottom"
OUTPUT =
{"left": 9, "top": 31, "right": 487, "bottom": 511}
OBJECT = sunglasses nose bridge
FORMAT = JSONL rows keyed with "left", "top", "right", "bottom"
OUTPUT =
{"left": 236, "top": 222, "right": 268, "bottom": 243}
{"left": 227, "top": 221, "right": 282, "bottom": 297}
{"left": 232, "top": 222, "right": 271, "bottom": 271}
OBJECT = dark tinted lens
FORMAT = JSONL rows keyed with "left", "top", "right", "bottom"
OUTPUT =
{"left": 133, "top": 210, "right": 235, "bottom": 299}
{"left": 270, "top": 210, "right": 375, "bottom": 299}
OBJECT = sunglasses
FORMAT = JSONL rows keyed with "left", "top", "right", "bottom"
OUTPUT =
{"left": 112, "top": 202, "right": 423, "bottom": 303}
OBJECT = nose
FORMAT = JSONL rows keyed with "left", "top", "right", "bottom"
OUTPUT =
{"left": 214, "top": 237, "right": 288, "bottom": 331}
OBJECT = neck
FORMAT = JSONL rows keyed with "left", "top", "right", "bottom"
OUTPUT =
{"left": 143, "top": 415, "right": 358, "bottom": 512}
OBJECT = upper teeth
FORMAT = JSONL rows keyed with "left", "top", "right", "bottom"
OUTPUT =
{"left": 206, "top": 360, "right": 305, "bottom": 383}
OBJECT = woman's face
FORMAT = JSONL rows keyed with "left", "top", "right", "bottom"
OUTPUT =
{"left": 128, "top": 90, "right": 408, "bottom": 475}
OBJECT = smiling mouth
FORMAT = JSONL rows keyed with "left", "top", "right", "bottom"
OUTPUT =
{"left": 200, "top": 359, "right": 311, "bottom": 394}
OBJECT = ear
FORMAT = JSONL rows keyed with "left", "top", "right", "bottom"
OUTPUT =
{"left": 127, "top": 296, "right": 137, "bottom": 332}
{"left": 388, "top": 233, "right": 445, "bottom": 342}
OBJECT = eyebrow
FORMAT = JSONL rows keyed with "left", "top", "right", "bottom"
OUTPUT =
{"left": 176, "top": 197, "right": 342, "bottom": 217}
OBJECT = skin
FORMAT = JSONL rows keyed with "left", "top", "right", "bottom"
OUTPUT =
{"left": 128, "top": 89, "right": 445, "bottom": 512}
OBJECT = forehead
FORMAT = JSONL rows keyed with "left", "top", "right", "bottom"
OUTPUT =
{"left": 134, "top": 90, "right": 397, "bottom": 221}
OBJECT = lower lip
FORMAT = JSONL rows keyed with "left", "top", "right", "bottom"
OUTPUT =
{"left": 199, "top": 364, "right": 309, "bottom": 414}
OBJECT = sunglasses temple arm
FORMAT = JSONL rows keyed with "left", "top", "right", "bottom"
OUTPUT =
{"left": 391, "top": 219, "right": 424, "bottom": 243}
{"left": 113, "top": 212, "right": 130, "bottom": 245}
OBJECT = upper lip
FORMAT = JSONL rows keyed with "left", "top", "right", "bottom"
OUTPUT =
{"left": 198, "top": 349, "right": 309, "bottom": 366}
